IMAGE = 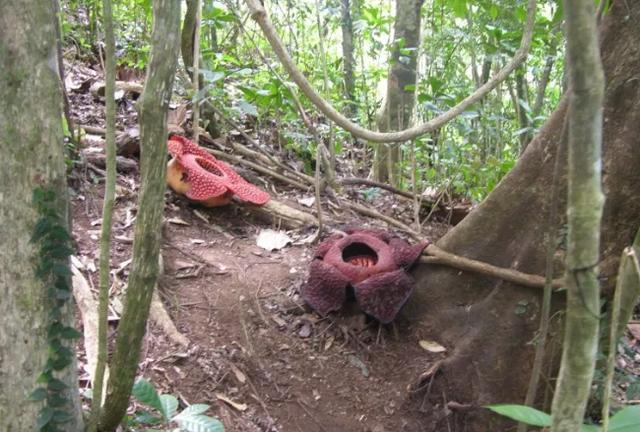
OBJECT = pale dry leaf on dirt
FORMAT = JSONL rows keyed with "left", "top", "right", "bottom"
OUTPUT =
{"left": 628, "top": 323, "right": 640, "bottom": 340}
{"left": 256, "top": 229, "right": 292, "bottom": 251}
{"left": 348, "top": 355, "right": 370, "bottom": 377}
{"left": 167, "top": 217, "right": 191, "bottom": 226}
{"left": 297, "top": 196, "right": 316, "bottom": 207}
{"left": 419, "top": 340, "right": 447, "bottom": 353}
{"left": 228, "top": 362, "right": 247, "bottom": 384}
{"left": 215, "top": 393, "right": 248, "bottom": 412}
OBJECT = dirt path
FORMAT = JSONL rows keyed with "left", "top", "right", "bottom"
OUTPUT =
{"left": 71, "top": 181, "right": 449, "bottom": 432}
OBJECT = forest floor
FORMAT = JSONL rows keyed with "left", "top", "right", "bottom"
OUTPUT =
{"left": 66, "top": 61, "right": 640, "bottom": 431}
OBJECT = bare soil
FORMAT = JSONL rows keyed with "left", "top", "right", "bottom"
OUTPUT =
{"left": 71, "top": 174, "right": 455, "bottom": 432}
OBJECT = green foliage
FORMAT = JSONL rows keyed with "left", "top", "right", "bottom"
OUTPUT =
{"left": 129, "top": 379, "right": 224, "bottom": 432}
{"left": 30, "top": 187, "right": 79, "bottom": 432}
{"left": 486, "top": 404, "right": 640, "bottom": 431}
{"left": 60, "top": 0, "right": 568, "bottom": 202}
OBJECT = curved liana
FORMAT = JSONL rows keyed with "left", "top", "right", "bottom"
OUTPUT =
{"left": 301, "top": 229, "right": 429, "bottom": 323}
{"left": 166, "top": 135, "right": 270, "bottom": 207}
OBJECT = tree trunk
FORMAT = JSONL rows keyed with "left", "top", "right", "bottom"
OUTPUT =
{"left": 98, "top": 0, "right": 181, "bottom": 430}
{"left": 341, "top": 0, "right": 356, "bottom": 117}
{"left": 404, "top": 2, "right": 640, "bottom": 430}
{"left": 515, "top": 65, "right": 533, "bottom": 153}
{"left": 373, "top": 0, "right": 425, "bottom": 185}
{"left": 551, "top": 0, "right": 604, "bottom": 428}
{"left": 182, "top": 0, "right": 221, "bottom": 138}
{"left": 0, "top": 2, "right": 83, "bottom": 431}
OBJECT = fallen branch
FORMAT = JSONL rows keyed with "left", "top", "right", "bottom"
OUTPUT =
{"left": 71, "top": 264, "right": 109, "bottom": 403}
{"left": 204, "top": 105, "right": 315, "bottom": 185}
{"left": 204, "top": 147, "right": 310, "bottom": 190}
{"left": 82, "top": 152, "right": 138, "bottom": 173}
{"left": 421, "top": 244, "right": 564, "bottom": 290}
{"left": 342, "top": 201, "right": 421, "bottom": 240}
{"left": 341, "top": 177, "right": 415, "bottom": 200}
{"left": 244, "top": 199, "right": 318, "bottom": 229}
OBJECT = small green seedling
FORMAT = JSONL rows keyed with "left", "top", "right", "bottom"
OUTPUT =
{"left": 130, "top": 379, "right": 224, "bottom": 432}
{"left": 486, "top": 404, "right": 640, "bottom": 431}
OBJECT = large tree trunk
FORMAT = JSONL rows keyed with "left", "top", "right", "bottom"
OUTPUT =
{"left": 373, "top": 0, "right": 424, "bottom": 185}
{"left": 0, "top": 2, "right": 83, "bottom": 430}
{"left": 404, "top": 2, "right": 640, "bottom": 430}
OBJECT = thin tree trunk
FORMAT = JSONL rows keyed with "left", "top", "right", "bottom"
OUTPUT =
{"left": 532, "top": 48, "right": 557, "bottom": 118}
{"left": 98, "top": 1, "right": 181, "bottom": 430}
{"left": 551, "top": 0, "right": 604, "bottom": 430}
{"left": 341, "top": 0, "right": 356, "bottom": 117}
{"left": 516, "top": 65, "right": 533, "bottom": 153}
{"left": 182, "top": 0, "right": 220, "bottom": 138}
{"left": 90, "top": 0, "right": 117, "bottom": 428}
{"left": 0, "top": 2, "right": 83, "bottom": 430}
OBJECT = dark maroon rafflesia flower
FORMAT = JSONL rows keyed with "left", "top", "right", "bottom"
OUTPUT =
{"left": 301, "top": 228, "right": 429, "bottom": 323}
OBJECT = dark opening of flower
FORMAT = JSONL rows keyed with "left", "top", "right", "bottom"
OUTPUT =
{"left": 301, "top": 228, "right": 428, "bottom": 323}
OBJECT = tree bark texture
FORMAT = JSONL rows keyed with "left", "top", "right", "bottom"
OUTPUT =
{"left": 341, "top": 0, "right": 356, "bottom": 117}
{"left": 404, "top": 2, "right": 640, "bottom": 430}
{"left": 373, "top": 0, "right": 425, "bottom": 184}
{"left": 0, "top": 2, "right": 83, "bottom": 430}
{"left": 551, "top": 0, "right": 604, "bottom": 429}
{"left": 98, "top": 0, "right": 181, "bottom": 430}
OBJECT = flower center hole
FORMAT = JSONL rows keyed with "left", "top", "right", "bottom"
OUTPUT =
{"left": 343, "top": 243, "right": 378, "bottom": 267}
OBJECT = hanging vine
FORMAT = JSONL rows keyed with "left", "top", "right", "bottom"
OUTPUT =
{"left": 29, "top": 186, "right": 81, "bottom": 431}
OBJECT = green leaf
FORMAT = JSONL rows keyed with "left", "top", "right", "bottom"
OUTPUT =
{"left": 29, "top": 387, "right": 48, "bottom": 401}
{"left": 32, "top": 218, "right": 52, "bottom": 242}
{"left": 52, "top": 263, "right": 72, "bottom": 277}
{"left": 200, "top": 70, "right": 225, "bottom": 83}
{"left": 51, "top": 409, "right": 73, "bottom": 424}
{"left": 174, "top": 404, "right": 210, "bottom": 418}
{"left": 485, "top": 405, "right": 551, "bottom": 427}
{"left": 37, "top": 407, "right": 54, "bottom": 429}
{"left": 238, "top": 100, "right": 258, "bottom": 117}
{"left": 48, "top": 394, "right": 68, "bottom": 408}
{"left": 132, "top": 379, "right": 163, "bottom": 414}
{"left": 174, "top": 414, "right": 225, "bottom": 432}
{"left": 47, "top": 378, "right": 69, "bottom": 392}
{"left": 159, "top": 394, "right": 178, "bottom": 420}
{"left": 133, "top": 410, "right": 163, "bottom": 425}
{"left": 451, "top": 0, "right": 467, "bottom": 18}
{"left": 59, "top": 326, "right": 82, "bottom": 339}
{"left": 608, "top": 406, "right": 640, "bottom": 431}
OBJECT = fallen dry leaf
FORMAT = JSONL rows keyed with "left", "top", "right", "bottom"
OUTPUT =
{"left": 256, "top": 229, "right": 292, "bottom": 251}
{"left": 419, "top": 340, "right": 447, "bottom": 353}
{"left": 215, "top": 393, "right": 247, "bottom": 412}
{"left": 628, "top": 323, "right": 640, "bottom": 340}
{"left": 297, "top": 196, "right": 316, "bottom": 207}
{"left": 167, "top": 217, "right": 190, "bottom": 226}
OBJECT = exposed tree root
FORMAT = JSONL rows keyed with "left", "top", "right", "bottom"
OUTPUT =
{"left": 150, "top": 290, "right": 190, "bottom": 347}
{"left": 71, "top": 264, "right": 110, "bottom": 403}
{"left": 421, "top": 244, "right": 564, "bottom": 290}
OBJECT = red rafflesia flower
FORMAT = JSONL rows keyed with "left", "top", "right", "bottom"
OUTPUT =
{"left": 166, "top": 135, "right": 270, "bottom": 207}
{"left": 301, "top": 228, "right": 428, "bottom": 323}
